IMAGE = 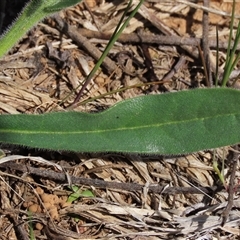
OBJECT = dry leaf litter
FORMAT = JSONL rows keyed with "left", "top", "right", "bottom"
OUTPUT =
{"left": 0, "top": 0, "right": 240, "bottom": 239}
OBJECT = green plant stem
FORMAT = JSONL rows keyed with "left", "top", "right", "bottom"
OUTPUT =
{"left": 212, "top": 151, "right": 226, "bottom": 188}
{"left": 0, "top": 0, "right": 82, "bottom": 58}
{"left": 70, "top": 0, "right": 144, "bottom": 106}
{"left": 0, "top": 0, "right": 44, "bottom": 57}
{"left": 78, "top": 80, "right": 168, "bottom": 106}
{"left": 222, "top": 0, "right": 240, "bottom": 86}
{"left": 215, "top": 25, "right": 219, "bottom": 86}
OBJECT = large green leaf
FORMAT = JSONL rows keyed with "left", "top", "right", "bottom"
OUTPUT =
{"left": 0, "top": 88, "right": 239, "bottom": 155}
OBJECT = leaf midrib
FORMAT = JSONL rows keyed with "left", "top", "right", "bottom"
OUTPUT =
{"left": 2, "top": 112, "right": 237, "bottom": 135}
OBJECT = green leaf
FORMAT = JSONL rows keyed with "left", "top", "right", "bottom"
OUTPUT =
{"left": 67, "top": 187, "right": 94, "bottom": 203}
{"left": 79, "top": 189, "right": 94, "bottom": 197}
{"left": 0, "top": 88, "right": 240, "bottom": 155}
{"left": 44, "top": 0, "right": 83, "bottom": 12}
{"left": 0, "top": 0, "right": 82, "bottom": 58}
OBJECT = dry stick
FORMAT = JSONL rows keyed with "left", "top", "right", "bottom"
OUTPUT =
{"left": 2, "top": 29, "right": 239, "bottom": 61}
{"left": 221, "top": 146, "right": 240, "bottom": 226}
{"left": 0, "top": 162, "right": 226, "bottom": 195}
{"left": 138, "top": 4, "right": 171, "bottom": 36}
{"left": 84, "top": 1, "right": 101, "bottom": 31}
{"left": 138, "top": 4, "right": 199, "bottom": 59}
{"left": 141, "top": 43, "right": 158, "bottom": 81}
{"left": 53, "top": 15, "right": 121, "bottom": 77}
{"left": 133, "top": 4, "right": 199, "bottom": 89}
{"left": 79, "top": 29, "right": 240, "bottom": 82}
{"left": 8, "top": 216, "right": 30, "bottom": 240}
{"left": 140, "top": 42, "right": 166, "bottom": 91}
{"left": 139, "top": 41, "right": 166, "bottom": 91}
{"left": 78, "top": 28, "right": 240, "bottom": 51}
{"left": 197, "top": 44, "right": 209, "bottom": 83}
{"left": 202, "top": 0, "right": 212, "bottom": 87}
{"left": 53, "top": 14, "right": 122, "bottom": 107}
{"left": 177, "top": 0, "right": 240, "bottom": 18}
{"left": 138, "top": 4, "right": 198, "bottom": 87}
{"left": 71, "top": 0, "right": 144, "bottom": 105}
{"left": 44, "top": 221, "right": 85, "bottom": 240}
{"left": 162, "top": 55, "right": 186, "bottom": 81}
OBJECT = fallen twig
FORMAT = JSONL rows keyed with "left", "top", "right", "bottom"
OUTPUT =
{"left": 0, "top": 162, "right": 226, "bottom": 195}
{"left": 78, "top": 28, "right": 240, "bottom": 51}
{"left": 221, "top": 145, "right": 240, "bottom": 226}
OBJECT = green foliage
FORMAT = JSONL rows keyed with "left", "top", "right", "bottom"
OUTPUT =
{"left": 0, "top": 0, "right": 83, "bottom": 57}
{"left": 67, "top": 186, "right": 94, "bottom": 203}
{"left": 221, "top": 0, "right": 240, "bottom": 86}
{"left": 0, "top": 1, "right": 240, "bottom": 156}
{"left": 28, "top": 211, "right": 35, "bottom": 240}
{"left": 44, "top": 0, "right": 82, "bottom": 12}
{"left": 0, "top": 88, "right": 240, "bottom": 155}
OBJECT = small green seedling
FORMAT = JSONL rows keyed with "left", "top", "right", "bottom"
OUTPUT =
{"left": 212, "top": 152, "right": 227, "bottom": 189}
{"left": 28, "top": 211, "right": 36, "bottom": 240}
{"left": 67, "top": 185, "right": 94, "bottom": 203}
